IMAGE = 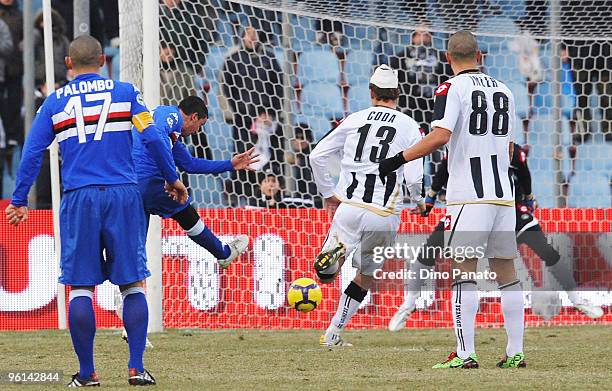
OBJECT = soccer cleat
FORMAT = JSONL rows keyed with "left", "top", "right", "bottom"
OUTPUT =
{"left": 67, "top": 372, "right": 100, "bottom": 387}
{"left": 218, "top": 234, "right": 249, "bottom": 269}
{"left": 319, "top": 333, "right": 353, "bottom": 347}
{"left": 388, "top": 302, "right": 416, "bottom": 332}
{"left": 432, "top": 352, "right": 479, "bottom": 369}
{"left": 122, "top": 329, "right": 154, "bottom": 349}
{"left": 497, "top": 353, "right": 527, "bottom": 368}
{"left": 574, "top": 303, "right": 604, "bottom": 319}
{"left": 128, "top": 368, "right": 156, "bottom": 386}
{"left": 314, "top": 241, "right": 346, "bottom": 273}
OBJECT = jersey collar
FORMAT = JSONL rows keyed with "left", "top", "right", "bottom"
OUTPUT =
{"left": 73, "top": 73, "right": 101, "bottom": 80}
{"left": 456, "top": 68, "right": 480, "bottom": 76}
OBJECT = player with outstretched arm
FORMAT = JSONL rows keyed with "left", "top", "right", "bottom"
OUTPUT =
{"left": 117, "top": 96, "right": 258, "bottom": 346}
{"left": 310, "top": 65, "right": 425, "bottom": 347}
{"left": 5, "top": 36, "right": 186, "bottom": 386}
{"left": 380, "top": 30, "right": 526, "bottom": 369}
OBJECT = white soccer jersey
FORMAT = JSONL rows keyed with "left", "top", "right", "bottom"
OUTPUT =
{"left": 310, "top": 106, "right": 424, "bottom": 216}
{"left": 431, "top": 70, "right": 516, "bottom": 206}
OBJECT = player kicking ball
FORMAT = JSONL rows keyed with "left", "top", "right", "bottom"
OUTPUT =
{"left": 380, "top": 31, "right": 526, "bottom": 369}
{"left": 118, "top": 96, "right": 258, "bottom": 345}
{"left": 388, "top": 145, "right": 603, "bottom": 333}
{"left": 310, "top": 65, "right": 425, "bottom": 347}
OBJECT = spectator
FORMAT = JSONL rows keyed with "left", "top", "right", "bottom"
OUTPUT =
{"left": 160, "top": 0, "right": 215, "bottom": 162}
{"left": 34, "top": 80, "right": 52, "bottom": 208}
{"left": 226, "top": 0, "right": 280, "bottom": 45}
{"left": 389, "top": 26, "right": 449, "bottom": 132}
{"left": 509, "top": 28, "right": 543, "bottom": 150}
{"left": 160, "top": 0, "right": 215, "bottom": 75}
{"left": 248, "top": 109, "right": 283, "bottom": 171}
{"left": 0, "top": 0, "right": 23, "bottom": 147}
{"left": 0, "top": 15, "right": 12, "bottom": 198}
{"left": 51, "top": 0, "right": 105, "bottom": 42}
{"left": 285, "top": 123, "right": 322, "bottom": 208}
{"left": 33, "top": 9, "right": 70, "bottom": 86}
{"left": 565, "top": 45, "right": 612, "bottom": 142}
{"left": 224, "top": 109, "right": 284, "bottom": 206}
{"left": 248, "top": 168, "right": 315, "bottom": 209}
{"left": 160, "top": 42, "right": 197, "bottom": 106}
{"left": 100, "top": 0, "right": 119, "bottom": 47}
{"left": 220, "top": 26, "right": 283, "bottom": 150}
{"left": 559, "top": 44, "right": 580, "bottom": 176}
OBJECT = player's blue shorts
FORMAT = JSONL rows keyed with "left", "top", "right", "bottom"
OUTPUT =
{"left": 58, "top": 184, "right": 151, "bottom": 286}
{"left": 138, "top": 176, "right": 191, "bottom": 218}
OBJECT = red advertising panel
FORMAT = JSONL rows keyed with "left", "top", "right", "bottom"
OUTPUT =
{"left": 1, "top": 208, "right": 610, "bottom": 330}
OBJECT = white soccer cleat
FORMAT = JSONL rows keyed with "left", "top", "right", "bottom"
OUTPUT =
{"left": 567, "top": 290, "right": 604, "bottom": 319}
{"left": 122, "top": 328, "right": 154, "bottom": 349}
{"left": 319, "top": 333, "right": 353, "bottom": 347}
{"left": 218, "top": 234, "right": 249, "bottom": 269}
{"left": 388, "top": 302, "right": 416, "bottom": 332}
{"left": 574, "top": 303, "right": 604, "bottom": 319}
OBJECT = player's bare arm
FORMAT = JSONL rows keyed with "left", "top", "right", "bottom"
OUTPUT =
{"left": 232, "top": 147, "right": 261, "bottom": 171}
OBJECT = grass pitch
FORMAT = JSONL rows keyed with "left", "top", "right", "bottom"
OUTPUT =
{"left": 0, "top": 326, "right": 610, "bottom": 390}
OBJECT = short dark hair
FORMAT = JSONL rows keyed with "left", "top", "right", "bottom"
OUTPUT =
{"left": 69, "top": 35, "right": 103, "bottom": 68}
{"left": 178, "top": 96, "right": 208, "bottom": 118}
{"left": 369, "top": 83, "right": 399, "bottom": 101}
{"left": 447, "top": 30, "right": 478, "bottom": 62}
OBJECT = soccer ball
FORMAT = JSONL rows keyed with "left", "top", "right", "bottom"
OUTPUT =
{"left": 287, "top": 278, "right": 322, "bottom": 312}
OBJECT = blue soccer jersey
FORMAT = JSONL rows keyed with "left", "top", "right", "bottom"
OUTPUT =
{"left": 11, "top": 73, "right": 179, "bottom": 207}
{"left": 133, "top": 105, "right": 234, "bottom": 218}
{"left": 133, "top": 105, "right": 233, "bottom": 181}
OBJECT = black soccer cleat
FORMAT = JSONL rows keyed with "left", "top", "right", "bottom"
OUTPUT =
{"left": 313, "top": 242, "right": 346, "bottom": 273}
{"left": 128, "top": 368, "right": 156, "bottom": 386}
{"left": 67, "top": 372, "right": 100, "bottom": 387}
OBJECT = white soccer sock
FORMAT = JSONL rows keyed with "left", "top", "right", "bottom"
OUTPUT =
{"left": 329, "top": 281, "right": 367, "bottom": 333}
{"left": 500, "top": 280, "right": 525, "bottom": 357}
{"left": 404, "top": 259, "right": 432, "bottom": 307}
{"left": 452, "top": 280, "right": 479, "bottom": 359}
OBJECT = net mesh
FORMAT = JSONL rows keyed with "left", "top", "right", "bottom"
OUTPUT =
{"left": 155, "top": 0, "right": 611, "bottom": 328}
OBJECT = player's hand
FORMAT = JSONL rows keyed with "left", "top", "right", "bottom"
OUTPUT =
{"left": 523, "top": 194, "right": 537, "bottom": 210}
{"left": 5, "top": 204, "right": 29, "bottom": 227}
{"left": 379, "top": 151, "right": 407, "bottom": 176}
{"left": 324, "top": 195, "right": 341, "bottom": 218}
{"left": 165, "top": 180, "right": 189, "bottom": 205}
{"left": 410, "top": 202, "right": 427, "bottom": 216}
{"left": 232, "top": 147, "right": 260, "bottom": 171}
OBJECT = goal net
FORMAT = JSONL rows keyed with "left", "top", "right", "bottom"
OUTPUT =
{"left": 2, "top": 0, "right": 610, "bottom": 331}
{"left": 144, "top": 0, "right": 612, "bottom": 329}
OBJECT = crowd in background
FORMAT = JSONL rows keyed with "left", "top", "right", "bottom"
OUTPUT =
{"left": 0, "top": 0, "right": 610, "bottom": 209}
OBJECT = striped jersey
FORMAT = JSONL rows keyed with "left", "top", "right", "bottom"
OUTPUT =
{"left": 310, "top": 106, "right": 424, "bottom": 216}
{"left": 12, "top": 73, "right": 178, "bottom": 206}
{"left": 431, "top": 70, "right": 516, "bottom": 206}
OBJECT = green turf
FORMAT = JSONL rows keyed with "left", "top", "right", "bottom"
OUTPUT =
{"left": 0, "top": 326, "right": 610, "bottom": 390}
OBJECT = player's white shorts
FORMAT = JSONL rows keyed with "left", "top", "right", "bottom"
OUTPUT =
{"left": 323, "top": 203, "right": 400, "bottom": 276}
{"left": 444, "top": 203, "right": 518, "bottom": 260}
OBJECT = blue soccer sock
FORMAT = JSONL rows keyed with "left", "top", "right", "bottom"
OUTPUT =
{"left": 185, "top": 220, "right": 231, "bottom": 259}
{"left": 122, "top": 287, "right": 148, "bottom": 372}
{"left": 68, "top": 289, "right": 96, "bottom": 379}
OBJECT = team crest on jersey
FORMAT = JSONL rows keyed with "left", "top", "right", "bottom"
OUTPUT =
{"left": 443, "top": 215, "right": 452, "bottom": 230}
{"left": 435, "top": 82, "right": 451, "bottom": 96}
{"left": 136, "top": 93, "right": 145, "bottom": 106}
